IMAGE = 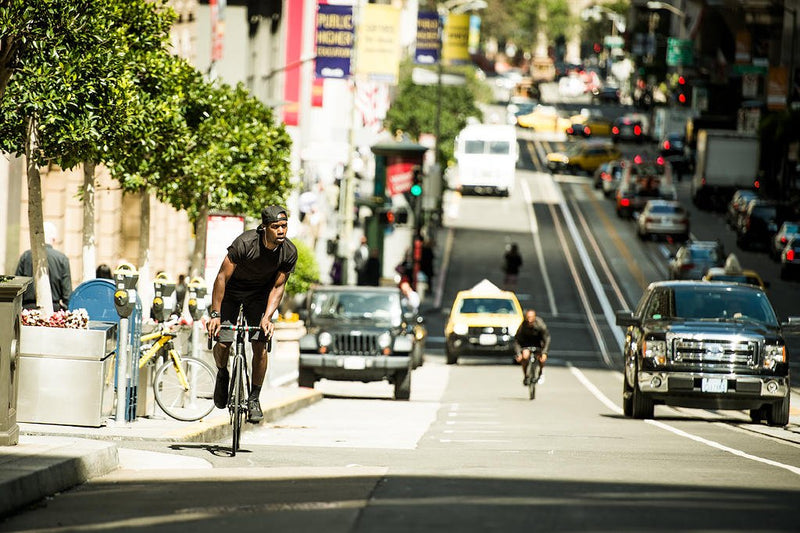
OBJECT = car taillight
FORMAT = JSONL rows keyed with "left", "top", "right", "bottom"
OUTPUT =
{"left": 634, "top": 125, "right": 642, "bottom": 135}
{"left": 633, "top": 155, "right": 642, "bottom": 164}
{"left": 567, "top": 127, "right": 574, "bottom": 134}
{"left": 663, "top": 140, "right": 670, "bottom": 150}
{"left": 788, "top": 249, "right": 796, "bottom": 261}
{"left": 584, "top": 126, "right": 591, "bottom": 135}
{"left": 754, "top": 180, "right": 760, "bottom": 189}
{"left": 781, "top": 236, "right": 788, "bottom": 243}
{"left": 681, "top": 263, "right": 694, "bottom": 270}
{"left": 602, "top": 172, "right": 611, "bottom": 181}
{"left": 612, "top": 126, "right": 619, "bottom": 134}
{"left": 620, "top": 198, "right": 630, "bottom": 207}
{"left": 645, "top": 217, "right": 656, "bottom": 223}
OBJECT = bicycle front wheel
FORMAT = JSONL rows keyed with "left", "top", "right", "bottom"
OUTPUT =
{"left": 153, "top": 357, "right": 216, "bottom": 421}
{"left": 527, "top": 363, "right": 540, "bottom": 400}
{"left": 230, "top": 356, "right": 247, "bottom": 455}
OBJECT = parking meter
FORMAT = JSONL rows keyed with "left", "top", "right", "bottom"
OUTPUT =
{"left": 152, "top": 272, "right": 176, "bottom": 322}
{"left": 113, "top": 262, "right": 139, "bottom": 319}
{"left": 187, "top": 277, "right": 208, "bottom": 321}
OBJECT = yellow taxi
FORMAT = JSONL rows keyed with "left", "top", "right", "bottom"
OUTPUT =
{"left": 568, "top": 113, "right": 613, "bottom": 137}
{"left": 444, "top": 279, "right": 524, "bottom": 365}
{"left": 546, "top": 141, "right": 621, "bottom": 174}
{"left": 703, "top": 254, "right": 769, "bottom": 290}
{"left": 517, "top": 105, "right": 572, "bottom": 132}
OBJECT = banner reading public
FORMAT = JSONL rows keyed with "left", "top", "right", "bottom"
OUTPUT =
{"left": 315, "top": 3, "right": 354, "bottom": 79}
{"left": 415, "top": 11, "right": 440, "bottom": 65}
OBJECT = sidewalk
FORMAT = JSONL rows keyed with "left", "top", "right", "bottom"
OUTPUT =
{"left": 0, "top": 385, "right": 321, "bottom": 518}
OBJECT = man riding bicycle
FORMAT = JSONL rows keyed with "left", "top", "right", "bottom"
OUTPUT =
{"left": 207, "top": 205, "right": 297, "bottom": 422}
{"left": 515, "top": 309, "right": 550, "bottom": 385}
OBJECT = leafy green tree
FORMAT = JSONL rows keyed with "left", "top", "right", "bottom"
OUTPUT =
{"left": 0, "top": 0, "right": 175, "bottom": 312}
{"left": 285, "top": 240, "right": 320, "bottom": 300}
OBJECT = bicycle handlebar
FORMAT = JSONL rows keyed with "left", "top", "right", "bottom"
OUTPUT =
{"left": 207, "top": 324, "right": 272, "bottom": 351}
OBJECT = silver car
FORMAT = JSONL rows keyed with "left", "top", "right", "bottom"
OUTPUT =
{"left": 636, "top": 200, "right": 690, "bottom": 241}
{"left": 669, "top": 240, "right": 725, "bottom": 279}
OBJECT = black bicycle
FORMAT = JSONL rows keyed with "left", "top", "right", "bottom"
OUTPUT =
{"left": 523, "top": 348, "right": 543, "bottom": 400}
{"left": 209, "top": 308, "right": 269, "bottom": 456}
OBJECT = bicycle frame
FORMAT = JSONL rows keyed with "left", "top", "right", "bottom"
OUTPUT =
{"left": 140, "top": 327, "right": 191, "bottom": 390}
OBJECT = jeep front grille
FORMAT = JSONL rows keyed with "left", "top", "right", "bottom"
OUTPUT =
{"left": 333, "top": 333, "right": 380, "bottom": 355}
{"left": 671, "top": 338, "right": 758, "bottom": 369}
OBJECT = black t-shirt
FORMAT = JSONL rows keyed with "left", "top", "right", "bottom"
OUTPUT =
{"left": 225, "top": 229, "right": 298, "bottom": 299}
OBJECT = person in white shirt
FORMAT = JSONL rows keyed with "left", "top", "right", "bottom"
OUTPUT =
{"left": 399, "top": 279, "right": 420, "bottom": 314}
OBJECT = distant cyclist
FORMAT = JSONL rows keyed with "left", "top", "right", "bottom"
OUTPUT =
{"left": 515, "top": 308, "right": 550, "bottom": 385}
{"left": 207, "top": 205, "right": 297, "bottom": 422}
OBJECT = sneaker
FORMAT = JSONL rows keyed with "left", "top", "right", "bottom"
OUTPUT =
{"left": 214, "top": 370, "right": 229, "bottom": 409}
{"left": 247, "top": 398, "right": 264, "bottom": 423}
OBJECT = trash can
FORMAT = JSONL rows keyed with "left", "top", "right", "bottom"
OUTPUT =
{"left": 0, "top": 276, "right": 32, "bottom": 445}
{"left": 70, "top": 279, "right": 142, "bottom": 422}
{"left": 17, "top": 321, "right": 117, "bottom": 427}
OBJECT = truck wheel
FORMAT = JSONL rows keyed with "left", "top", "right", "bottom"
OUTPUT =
{"left": 766, "top": 395, "right": 790, "bottom": 427}
{"left": 622, "top": 377, "right": 633, "bottom": 417}
{"left": 631, "top": 363, "right": 654, "bottom": 419}
{"left": 298, "top": 367, "right": 315, "bottom": 389}
{"left": 445, "top": 345, "right": 457, "bottom": 365}
{"left": 748, "top": 408, "right": 763, "bottom": 423}
{"left": 394, "top": 369, "right": 411, "bottom": 400}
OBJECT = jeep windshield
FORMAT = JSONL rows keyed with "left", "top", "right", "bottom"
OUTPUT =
{"left": 310, "top": 290, "right": 402, "bottom": 326}
{"left": 643, "top": 285, "right": 778, "bottom": 326}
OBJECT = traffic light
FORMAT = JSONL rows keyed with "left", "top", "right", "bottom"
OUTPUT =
{"left": 410, "top": 169, "right": 423, "bottom": 197}
{"left": 676, "top": 75, "right": 690, "bottom": 106}
{"left": 379, "top": 209, "right": 395, "bottom": 225}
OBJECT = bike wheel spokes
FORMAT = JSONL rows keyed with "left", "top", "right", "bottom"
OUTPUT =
{"left": 230, "top": 357, "right": 246, "bottom": 456}
{"left": 153, "top": 357, "right": 216, "bottom": 421}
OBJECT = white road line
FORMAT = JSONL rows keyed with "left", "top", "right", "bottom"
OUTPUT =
{"left": 439, "top": 439, "right": 511, "bottom": 443}
{"left": 568, "top": 364, "right": 800, "bottom": 478}
{"left": 521, "top": 177, "right": 558, "bottom": 316}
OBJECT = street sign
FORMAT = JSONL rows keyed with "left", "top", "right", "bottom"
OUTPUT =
{"left": 666, "top": 38, "right": 693, "bottom": 67}
{"left": 604, "top": 35, "right": 624, "bottom": 49}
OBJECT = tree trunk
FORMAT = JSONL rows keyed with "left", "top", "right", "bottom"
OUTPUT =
{"left": 81, "top": 159, "right": 97, "bottom": 282}
{"left": 25, "top": 116, "right": 53, "bottom": 314}
{"left": 189, "top": 202, "right": 208, "bottom": 279}
{"left": 138, "top": 191, "right": 153, "bottom": 321}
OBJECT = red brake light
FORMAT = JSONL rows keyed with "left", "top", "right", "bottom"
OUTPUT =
{"left": 584, "top": 126, "right": 591, "bottom": 135}
{"left": 656, "top": 156, "right": 664, "bottom": 165}
{"left": 678, "top": 94, "right": 686, "bottom": 104}
{"left": 620, "top": 198, "right": 630, "bottom": 207}
{"left": 754, "top": 180, "right": 760, "bottom": 189}
{"left": 781, "top": 236, "right": 788, "bottom": 243}
{"left": 567, "top": 127, "right": 573, "bottom": 134}
{"left": 612, "top": 126, "right": 619, "bottom": 134}
{"left": 633, "top": 155, "right": 642, "bottom": 164}
{"left": 634, "top": 125, "right": 642, "bottom": 135}
{"left": 788, "top": 249, "right": 795, "bottom": 261}
{"left": 663, "top": 140, "right": 671, "bottom": 150}
{"left": 681, "top": 263, "right": 694, "bottom": 270}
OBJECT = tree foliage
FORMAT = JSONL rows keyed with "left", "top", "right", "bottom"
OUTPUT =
{"left": 384, "top": 62, "right": 483, "bottom": 165}
{"left": 285, "top": 240, "right": 320, "bottom": 298}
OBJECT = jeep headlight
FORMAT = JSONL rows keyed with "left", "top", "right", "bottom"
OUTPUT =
{"left": 643, "top": 339, "right": 667, "bottom": 365}
{"left": 453, "top": 323, "right": 468, "bottom": 335}
{"left": 763, "top": 344, "right": 786, "bottom": 370}
{"left": 318, "top": 331, "right": 333, "bottom": 347}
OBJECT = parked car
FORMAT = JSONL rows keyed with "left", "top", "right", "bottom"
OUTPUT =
{"left": 546, "top": 141, "right": 621, "bottom": 174}
{"left": 297, "top": 285, "right": 419, "bottom": 400}
{"left": 736, "top": 199, "right": 794, "bottom": 251}
{"left": 668, "top": 240, "right": 725, "bottom": 280}
{"left": 612, "top": 116, "right": 646, "bottom": 143}
{"left": 506, "top": 96, "right": 537, "bottom": 126}
{"left": 569, "top": 112, "right": 613, "bottom": 137}
{"left": 636, "top": 199, "right": 690, "bottom": 241}
{"left": 703, "top": 254, "right": 768, "bottom": 290}
{"left": 658, "top": 132, "right": 691, "bottom": 178}
{"left": 780, "top": 237, "right": 800, "bottom": 280}
{"left": 517, "top": 105, "right": 572, "bottom": 132}
{"left": 726, "top": 189, "right": 758, "bottom": 229}
{"left": 565, "top": 122, "right": 592, "bottom": 138}
{"left": 444, "top": 279, "right": 524, "bottom": 365}
{"left": 599, "top": 160, "right": 626, "bottom": 198}
{"left": 616, "top": 280, "right": 797, "bottom": 425}
{"left": 770, "top": 221, "right": 800, "bottom": 261}
{"left": 615, "top": 155, "right": 676, "bottom": 218}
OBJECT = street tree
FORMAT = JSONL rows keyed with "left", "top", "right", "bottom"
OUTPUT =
{"left": 0, "top": 0, "right": 176, "bottom": 312}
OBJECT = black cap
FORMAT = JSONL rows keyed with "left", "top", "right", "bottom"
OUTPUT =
{"left": 261, "top": 205, "right": 288, "bottom": 225}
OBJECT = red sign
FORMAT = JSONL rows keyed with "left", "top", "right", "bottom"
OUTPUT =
{"left": 283, "top": 0, "right": 305, "bottom": 126}
{"left": 386, "top": 157, "right": 415, "bottom": 196}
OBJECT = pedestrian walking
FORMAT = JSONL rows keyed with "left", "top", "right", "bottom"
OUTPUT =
{"left": 502, "top": 243, "right": 522, "bottom": 290}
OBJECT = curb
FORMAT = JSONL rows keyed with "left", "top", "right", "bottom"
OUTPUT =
{"left": 0, "top": 437, "right": 118, "bottom": 518}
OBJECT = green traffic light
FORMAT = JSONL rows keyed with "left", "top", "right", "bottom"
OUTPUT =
{"left": 410, "top": 184, "right": 422, "bottom": 196}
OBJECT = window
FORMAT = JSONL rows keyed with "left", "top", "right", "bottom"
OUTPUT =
{"left": 464, "top": 140, "right": 486, "bottom": 155}
{"left": 459, "top": 298, "right": 516, "bottom": 314}
{"left": 644, "top": 288, "right": 673, "bottom": 320}
{"left": 489, "top": 141, "right": 511, "bottom": 155}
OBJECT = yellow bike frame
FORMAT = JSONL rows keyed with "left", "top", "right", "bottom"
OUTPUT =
{"left": 139, "top": 328, "right": 190, "bottom": 390}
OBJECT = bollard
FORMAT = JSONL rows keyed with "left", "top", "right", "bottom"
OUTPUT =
{"left": 0, "top": 276, "right": 32, "bottom": 445}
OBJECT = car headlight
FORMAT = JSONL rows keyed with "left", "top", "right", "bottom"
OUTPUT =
{"left": 453, "top": 323, "right": 468, "bottom": 335}
{"left": 377, "top": 332, "right": 392, "bottom": 349}
{"left": 318, "top": 331, "right": 333, "bottom": 347}
{"left": 763, "top": 344, "right": 786, "bottom": 370}
{"left": 643, "top": 339, "right": 667, "bottom": 365}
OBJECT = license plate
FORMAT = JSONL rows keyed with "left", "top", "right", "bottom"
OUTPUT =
{"left": 343, "top": 356, "right": 366, "bottom": 370}
{"left": 701, "top": 378, "right": 727, "bottom": 393}
{"left": 479, "top": 334, "right": 497, "bottom": 346}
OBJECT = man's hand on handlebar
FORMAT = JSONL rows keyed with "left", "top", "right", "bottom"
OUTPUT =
{"left": 259, "top": 314, "right": 275, "bottom": 340}
{"left": 207, "top": 316, "right": 221, "bottom": 341}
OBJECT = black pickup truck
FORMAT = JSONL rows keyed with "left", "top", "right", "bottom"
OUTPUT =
{"left": 616, "top": 281, "right": 798, "bottom": 426}
{"left": 297, "top": 286, "right": 418, "bottom": 400}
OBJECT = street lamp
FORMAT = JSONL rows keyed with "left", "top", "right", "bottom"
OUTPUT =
{"left": 646, "top": 1, "right": 686, "bottom": 39}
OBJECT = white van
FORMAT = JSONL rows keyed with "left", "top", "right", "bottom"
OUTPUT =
{"left": 453, "top": 123, "right": 519, "bottom": 196}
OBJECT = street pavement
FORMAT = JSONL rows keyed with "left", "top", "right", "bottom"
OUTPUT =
{"left": 0, "top": 385, "right": 322, "bottom": 517}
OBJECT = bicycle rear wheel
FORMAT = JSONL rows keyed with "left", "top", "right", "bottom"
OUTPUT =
{"left": 153, "top": 357, "right": 215, "bottom": 421}
{"left": 229, "top": 356, "right": 246, "bottom": 455}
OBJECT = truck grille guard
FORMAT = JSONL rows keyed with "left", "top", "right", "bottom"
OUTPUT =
{"left": 667, "top": 333, "right": 759, "bottom": 370}
{"left": 333, "top": 333, "right": 381, "bottom": 355}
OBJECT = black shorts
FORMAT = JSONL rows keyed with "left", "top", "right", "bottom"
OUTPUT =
{"left": 219, "top": 295, "right": 269, "bottom": 344}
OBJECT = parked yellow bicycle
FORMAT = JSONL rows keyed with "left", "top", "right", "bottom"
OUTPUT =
{"left": 139, "top": 319, "right": 215, "bottom": 421}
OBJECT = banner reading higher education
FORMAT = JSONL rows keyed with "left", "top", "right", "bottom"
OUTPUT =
{"left": 355, "top": 4, "right": 402, "bottom": 83}
{"left": 315, "top": 3, "right": 353, "bottom": 79}
{"left": 442, "top": 13, "right": 470, "bottom": 66}
{"left": 415, "top": 11, "right": 439, "bottom": 65}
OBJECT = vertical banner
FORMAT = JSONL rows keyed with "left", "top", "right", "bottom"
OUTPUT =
{"left": 210, "top": 0, "right": 226, "bottom": 61}
{"left": 315, "top": 4, "right": 354, "bottom": 79}
{"left": 468, "top": 15, "right": 481, "bottom": 55}
{"left": 386, "top": 156, "right": 417, "bottom": 196}
{"left": 415, "top": 11, "right": 440, "bottom": 64}
{"left": 767, "top": 66, "right": 788, "bottom": 110}
{"left": 442, "top": 13, "right": 470, "bottom": 66}
{"left": 283, "top": 0, "right": 305, "bottom": 125}
{"left": 355, "top": 4, "right": 402, "bottom": 83}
